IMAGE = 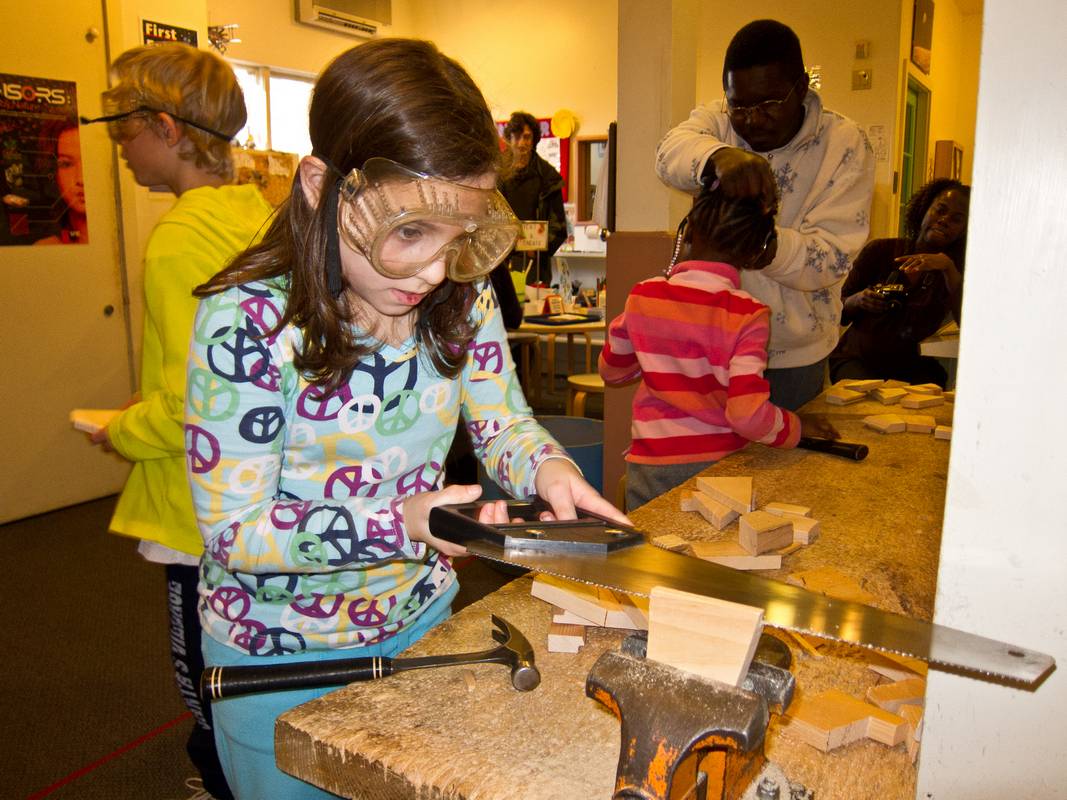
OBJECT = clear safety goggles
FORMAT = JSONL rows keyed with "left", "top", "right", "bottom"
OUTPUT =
{"left": 337, "top": 158, "right": 520, "bottom": 282}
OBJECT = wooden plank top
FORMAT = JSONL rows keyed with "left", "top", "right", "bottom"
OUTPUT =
{"left": 276, "top": 394, "right": 952, "bottom": 800}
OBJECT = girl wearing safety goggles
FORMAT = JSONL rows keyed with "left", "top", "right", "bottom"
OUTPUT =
{"left": 186, "top": 38, "right": 627, "bottom": 799}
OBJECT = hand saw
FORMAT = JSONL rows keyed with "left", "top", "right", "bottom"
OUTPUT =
{"left": 430, "top": 498, "right": 1055, "bottom": 686}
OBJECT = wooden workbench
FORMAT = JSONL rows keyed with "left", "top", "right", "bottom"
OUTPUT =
{"left": 276, "top": 393, "right": 954, "bottom": 799}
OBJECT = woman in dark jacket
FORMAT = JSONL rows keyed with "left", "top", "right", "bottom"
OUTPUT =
{"left": 829, "top": 178, "right": 970, "bottom": 387}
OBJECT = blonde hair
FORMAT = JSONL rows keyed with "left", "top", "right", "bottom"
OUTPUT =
{"left": 103, "top": 44, "right": 245, "bottom": 179}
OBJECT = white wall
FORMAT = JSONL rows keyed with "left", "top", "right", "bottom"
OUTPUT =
{"left": 917, "top": 0, "right": 1067, "bottom": 795}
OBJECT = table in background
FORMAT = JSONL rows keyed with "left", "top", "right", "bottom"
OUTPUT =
{"left": 276, "top": 389, "right": 953, "bottom": 800}
{"left": 518, "top": 317, "right": 605, "bottom": 397}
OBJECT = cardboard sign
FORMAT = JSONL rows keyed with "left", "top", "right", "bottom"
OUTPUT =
{"left": 515, "top": 220, "right": 549, "bottom": 252}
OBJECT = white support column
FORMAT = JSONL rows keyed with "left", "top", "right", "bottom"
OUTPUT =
{"left": 917, "top": 0, "right": 1067, "bottom": 796}
{"left": 615, "top": 0, "right": 698, "bottom": 233}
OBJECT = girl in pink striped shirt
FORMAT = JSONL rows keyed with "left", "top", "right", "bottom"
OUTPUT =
{"left": 600, "top": 183, "right": 833, "bottom": 510}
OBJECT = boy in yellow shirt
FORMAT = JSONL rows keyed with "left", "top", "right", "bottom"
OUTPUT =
{"left": 81, "top": 44, "right": 272, "bottom": 799}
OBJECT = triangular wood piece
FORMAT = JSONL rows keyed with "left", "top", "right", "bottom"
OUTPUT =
{"left": 647, "top": 586, "right": 764, "bottom": 687}
{"left": 689, "top": 491, "right": 739, "bottom": 530}
{"left": 738, "top": 510, "right": 792, "bottom": 554}
{"left": 695, "top": 475, "right": 753, "bottom": 513}
{"left": 689, "top": 540, "right": 782, "bottom": 571}
{"left": 824, "top": 386, "right": 867, "bottom": 405}
{"left": 864, "top": 414, "right": 907, "bottom": 433}
{"left": 905, "top": 415, "right": 937, "bottom": 434}
{"left": 866, "top": 677, "right": 926, "bottom": 713}
{"left": 872, "top": 386, "right": 909, "bottom": 405}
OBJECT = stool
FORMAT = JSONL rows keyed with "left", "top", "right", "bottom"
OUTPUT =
{"left": 566, "top": 373, "right": 604, "bottom": 417}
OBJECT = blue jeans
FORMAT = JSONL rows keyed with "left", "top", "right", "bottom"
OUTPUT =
{"left": 765, "top": 358, "right": 828, "bottom": 411}
{"left": 203, "top": 581, "right": 458, "bottom": 800}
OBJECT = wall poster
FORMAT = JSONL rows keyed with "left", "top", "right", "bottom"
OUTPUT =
{"left": 0, "top": 73, "right": 86, "bottom": 246}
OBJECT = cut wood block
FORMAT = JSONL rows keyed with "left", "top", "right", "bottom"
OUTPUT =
{"left": 824, "top": 386, "right": 866, "bottom": 405}
{"left": 866, "top": 677, "right": 927, "bottom": 713}
{"left": 883, "top": 379, "right": 909, "bottom": 389}
{"left": 679, "top": 490, "right": 700, "bottom": 512}
{"left": 901, "top": 393, "right": 944, "bottom": 409}
{"left": 547, "top": 622, "right": 585, "bottom": 653}
{"left": 763, "top": 501, "right": 811, "bottom": 518}
{"left": 838, "top": 379, "right": 885, "bottom": 394}
{"left": 864, "top": 413, "right": 907, "bottom": 433}
{"left": 70, "top": 408, "right": 120, "bottom": 434}
{"left": 694, "top": 475, "right": 753, "bottom": 514}
{"left": 552, "top": 607, "right": 598, "bottom": 626}
{"left": 787, "top": 567, "right": 877, "bottom": 605}
{"left": 689, "top": 540, "right": 782, "bottom": 571}
{"left": 872, "top": 386, "right": 909, "bottom": 405}
{"left": 943, "top": 390, "right": 955, "bottom": 402}
{"left": 647, "top": 586, "right": 764, "bottom": 687}
{"left": 790, "top": 516, "right": 821, "bottom": 545}
{"left": 738, "top": 511, "right": 793, "bottom": 555}
{"left": 934, "top": 425, "right": 952, "bottom": 441}
{"left": 905, "top": 414, "right": 937, "bottom": 434}
{"left": 866, "top": 651, "right": 929, "bottom": 681}
{"left": 898, "top": 703, "right": 924, "bottom": 762}
{"left": 783, "top": 689, "right": 907, "bottom": 751}
{"left": 776, "top": 541, "right": 804, "bottom": 556}
{"left": 904, "top": 383, "right": 943, "bottom": 395}
{"left": 532, "top": 575, "right": 648, "bottom": 630}
{"left": 651, "top": 533, "right": 690, "bottom": 552}
{"left": 689, "top": 491, "right": 739, "bottom": 530}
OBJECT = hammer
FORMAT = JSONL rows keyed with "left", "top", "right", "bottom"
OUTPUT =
{"left": 201, "top": 614, "right": 540, "bottom": 701}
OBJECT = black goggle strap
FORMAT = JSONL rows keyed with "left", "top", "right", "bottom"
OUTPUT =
{"left": 313, "top": 152, "right": 347, "bottom": 298}
{"left": 79, "top": 106, "right": 233, "bottom": 141}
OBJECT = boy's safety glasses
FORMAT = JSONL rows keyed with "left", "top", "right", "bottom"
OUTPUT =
{"left": 79, "top": 106, "right": 232, "bottom": 143}
{"left": 336, "top": 158, "right": 520, "bottom": 283}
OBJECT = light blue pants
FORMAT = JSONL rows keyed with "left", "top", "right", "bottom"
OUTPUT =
{"left": 202, "top": 582, "right": 458, "bottom": 800}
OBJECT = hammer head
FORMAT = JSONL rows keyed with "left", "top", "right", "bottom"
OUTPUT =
{"left": 491, "top": 614, "right": 541, "bottom": 691}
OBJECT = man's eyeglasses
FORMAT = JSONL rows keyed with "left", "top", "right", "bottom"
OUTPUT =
{"left": 722, "top": 77, "right": 807, "bottom": 125}
{"left": 79, "top": 106, "right": 232, "bottom": 143}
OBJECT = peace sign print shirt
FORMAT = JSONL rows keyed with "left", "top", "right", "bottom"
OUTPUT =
{"left": 185, "top": 279, "right": 569, "bottom": 656}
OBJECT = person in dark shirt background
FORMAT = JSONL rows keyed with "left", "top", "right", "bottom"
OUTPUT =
{"left": 830, "top": 178, "right": 970, "bottom": 388}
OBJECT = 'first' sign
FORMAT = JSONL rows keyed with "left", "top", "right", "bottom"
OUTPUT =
{"left": 142, "top": 19, "right": 198, "bottom": 47}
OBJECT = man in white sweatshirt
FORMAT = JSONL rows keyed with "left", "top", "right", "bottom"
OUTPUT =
{"left": 656, "top": 19, "right": 875, "bottom": 409}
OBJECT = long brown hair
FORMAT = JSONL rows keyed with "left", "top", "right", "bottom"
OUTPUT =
{"left": 195, "top": 39, "right": 502, "bottom": 392}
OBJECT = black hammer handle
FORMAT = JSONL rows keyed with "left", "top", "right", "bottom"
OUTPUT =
{"left": 202, "top": 656, "right": 394, "bottom": 701}
{"left": 797, "top": 436, "right": 869, "bottom": 461}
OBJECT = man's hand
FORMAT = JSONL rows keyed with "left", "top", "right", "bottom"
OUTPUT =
{"left": 843, "top": 288, "right": 894, "bottom": 315}
{"left": 709, "top": 147, "right": 777, "bottom": 212}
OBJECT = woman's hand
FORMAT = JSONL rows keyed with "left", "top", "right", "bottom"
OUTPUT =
{"left": 895, "top": 252, "right": 962, "bottom": 293}
{"left": 843, "top": 287, "right": 894, "bottom": 315}
{"left": 402, "top": 484, "right": 481, "bottom": 558}
{"left": 533, "top": 459, "right": 631, "bottom": 525}
{"left": 798, "top": 413, "right": 840, "bottom": 441}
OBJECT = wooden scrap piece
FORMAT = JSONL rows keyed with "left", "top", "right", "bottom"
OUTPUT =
{"left": 738, "top": 510, "right": 793, "bottom": 555}
{"left": 790, "top": 516, "right": 821, "bottom": 545}
{"left": 901, "top": 393, "right": 945, "bottom": 409}
{"left": 783, "top": 689, "right": 908, "bottom": 751}
{"left": 689, "top": 491, "right": 739, "bottom": 530}
{"left": 781, "top": 629, "right": 823, "bottom": 659}
{"left": 679, "top": 490, "right": 700, "bottom": 512}
{"left": 866, "top": 677, "right": 927, "bottom": 713}
{"left": 838, "top": 378, "right": 885, "bottom": 394}
{"left": 694, "top": 475, "right": 754, "bottom": 514}
{"left": 689, "top": 541, "right": 782, "bottom": 571}
{"left": 69, "top": 408, "right": 120, "bottom": 434}
{"left": 651, "top": 533, "right": 690, "bottom": 552}
{"left": 531, "top": 574, "right": 648, "bottom": 630}
{"left": 546, "top": 622, "right": 585, "bottom": 653}
{"left": 905, "top": 414, "right": 937, "bottom": 434}
{"left": 904, "top": 383, "right": 943, "bottom": 395}
{"left": 647, "top": 586, "right": 764, "bottom": 687}
{"left": 872, "top": 386, "right": 909, "bottom": 405}
{"left": 865, "top": 650, "right": 929, "bottom": 682}
{"left": 883, "top": 379, "right": 909, "bottom": 388}
{"left": 787, "top": 567, "right": 877, "bottom": 605}
{"left": 824, "top": 385, "right": 866, "bottom": 405}
{"left": 763, "top": 501, "right": 811, "bottom": 518}
{"left": 552, "top": 608, "right": 597, "bottom": 626}
{"left": 864, "top": 413, "right": 907, "bottom": 433}
{"left": 898, "top": 703, "right": 924, "bottom": 762}
{"left": 934, "top": 425, "right": 952, "bottom": 440}
{"left": 943, "top": 390, "right": 955, "bottom": 402}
